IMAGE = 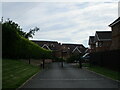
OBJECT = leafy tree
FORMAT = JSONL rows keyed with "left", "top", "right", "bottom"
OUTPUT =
{"left": 1, "top": 18, "right": 40, "bottom": 39}
{"left": 24, "top": 27, "right": 39, "bottom": 39}
{"left": 66, "top": 54, "right": 82, "bottom": 63}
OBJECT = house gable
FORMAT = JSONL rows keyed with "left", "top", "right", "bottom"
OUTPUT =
{"left": 109, "top": 17, "right": 120, "bottom": 27}
{"left": 42, "top": 44, "right": 51, "bottom": 50}
{"left": 88, "top": 36, "right": 95, "bottom": 45}
{"left": 94, "top": 31, "right": 112, "bottom": 52}
{"left": 95, "top": 31, "right": 112, "bottom": 42}
{"left": 109, "top": 17, "right": 120, "bottom": 50}
{"left": 72, "top": 46, "right": 82, "bottom": 53}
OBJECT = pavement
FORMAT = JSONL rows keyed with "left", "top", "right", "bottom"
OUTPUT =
{"left": 20, "top": 62, "right": 120, "bottom": 89}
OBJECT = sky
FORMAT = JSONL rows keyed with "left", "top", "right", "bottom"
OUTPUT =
{"left": 1, "top": 0, "right": 119, "bottom": 47}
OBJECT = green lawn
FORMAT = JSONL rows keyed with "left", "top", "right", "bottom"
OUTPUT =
{"left": 77, "top": 63, "right": 120, "bottom": 81}
{"left": 82, "top": 63, "right": 90, "bottom": 67}
{"left": 2, "top": 59, "right": 40, "bottom": 89}
{"left": 88, "top": 65, "right": 120, "bottom": 81}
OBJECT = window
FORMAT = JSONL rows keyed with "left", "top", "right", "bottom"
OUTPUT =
{"left": 68, "top": 47, "right": 70, "bottom": 50}
{"left": 96, "top": 42, "right": 98, "bottom": 47}
{"left": 99, "top": 42, "right": 103, "bottom": 47}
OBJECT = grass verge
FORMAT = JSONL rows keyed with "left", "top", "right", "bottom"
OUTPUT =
{"left": 76, "top": 63, "right": 120, "bottom": 81}
{"left": 87, "top": 65, "right": 120, "bottom": 81}
{"left": 2, "top": 59, "right": 40, "bottom": 89}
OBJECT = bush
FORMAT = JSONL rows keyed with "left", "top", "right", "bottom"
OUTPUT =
{"left": 66, "top": 54, "right": 82, "bottom": 63}
{"left": 52, "top": 56, "right": 65, "bottom": 62}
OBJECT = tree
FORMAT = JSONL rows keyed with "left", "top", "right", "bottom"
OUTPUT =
{"left": 1, "top": 18, "right": 40, "bottom": 39}
{"left": 66, "top": 54, "right": 82, "bottom": 63}
{"left": 2, "top": 18, "right": 52, "bottom": 59}
{"left": 24, "top": 27, "right": 39, "bottom": 39}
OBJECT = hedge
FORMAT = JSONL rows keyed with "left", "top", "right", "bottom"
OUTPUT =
{"left": 2, "top": 20, "right": 52, "bottom": 59}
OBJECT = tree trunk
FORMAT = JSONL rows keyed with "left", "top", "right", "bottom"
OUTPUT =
{"left": 29, "top": 58, "right": 30, "bottom": 64}
{"left": 43, "top": 59, "right": 45, "bottom": 69}
{"left": 61, "top": 61, "right": 63, "bottom": 68}
{"left": 79, "top": 60, "right": 82, "bottom": 69}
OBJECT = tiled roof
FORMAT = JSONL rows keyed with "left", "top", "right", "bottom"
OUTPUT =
{"left": 88, "top": 36, "right": 95, "bottom": 45}
{"left": 95, "top": 31, "right": 112, "bottom": 42}
{"left": 109, "top": 17, "right": 120, "bottom": 27}
{"left": 31, "top": 40, "right": 58, "bottom": 43}
{"left": 62, "top": 43, "right": 86, "bottom": 53}
{"left": 31, "top": 40, "right": 60, "bottom": 50}
{"left": 31, "top": 40, "right": 86, "bottom": 53}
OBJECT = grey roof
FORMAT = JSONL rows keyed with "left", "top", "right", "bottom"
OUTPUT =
{"left": 62, "top": 43, "right": 84, "bottom": 47}
{"left": 31, "top": 40, "right": 86, "bottom": 53}
{"left": 109, "top": 17, "right": 120, "bottom": 27}
{"left": 62, "top": 43, "right": 86, "bottom": 53}
{"left": 31, "top": 40, "right": 58, "bottom": 43}
{"left": 88, "top": 36, "right": 95, "bottom": 45}
{"left": 31, "top": 40, "right": 60, "bottom": 50}
{"left": 95, "top": 31, "right": 112, "bottom": 42}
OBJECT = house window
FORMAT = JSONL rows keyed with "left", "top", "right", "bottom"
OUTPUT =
{"left": 68, "top": 47, "right": 70, "bottom": 50}
{"left": 96, "top": 42, "right": 98, "bottom": 47}
{"left": 99, "top": 42, "right": 103, "bottom": 47}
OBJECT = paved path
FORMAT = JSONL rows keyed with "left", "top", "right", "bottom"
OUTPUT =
{"left": 21, "top": 62, "right": 120, "bottom": 88}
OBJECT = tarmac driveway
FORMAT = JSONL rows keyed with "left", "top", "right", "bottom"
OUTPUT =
{"left": 20, "top": 62, "right": 120, "bottom": 89}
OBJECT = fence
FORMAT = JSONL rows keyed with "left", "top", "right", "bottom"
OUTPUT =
{"left": 90, "top": 49, "right": 120, "bottom": 71}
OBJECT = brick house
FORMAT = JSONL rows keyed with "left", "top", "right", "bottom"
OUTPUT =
{"left": 61, "top": 43, "right": 86, "bottom": 59}
{"left": 88, "top": 36, "right": 96, "bottom": 53}
{"left": 109, "top": 17, "right": 120, "bottom": 50}
{"left": 31, "top": 40, "right": 62, "bottom": 58}
{"left": 94, "top": 31, "right": 112, "bottom": 52}
{"left": 31, "top": 40, "right": 86, "bottom": 59}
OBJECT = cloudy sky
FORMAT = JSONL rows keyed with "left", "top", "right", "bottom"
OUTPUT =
{"left": 2, "top": 0, "right": 119, "bottom": 47}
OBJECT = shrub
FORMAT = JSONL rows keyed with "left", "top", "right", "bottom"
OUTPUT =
{"left": 66, "top": 54, "right": 82, "bottom": 63}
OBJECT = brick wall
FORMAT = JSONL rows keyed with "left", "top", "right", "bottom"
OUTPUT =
{"left": 110, "top": 22, "right": 120, "bottom": 50}
{"left": 96, "top": 41, "right": 111, "bottom": 52}
{"left": 90, "top": 44, "right": 96, "bottom": 53}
